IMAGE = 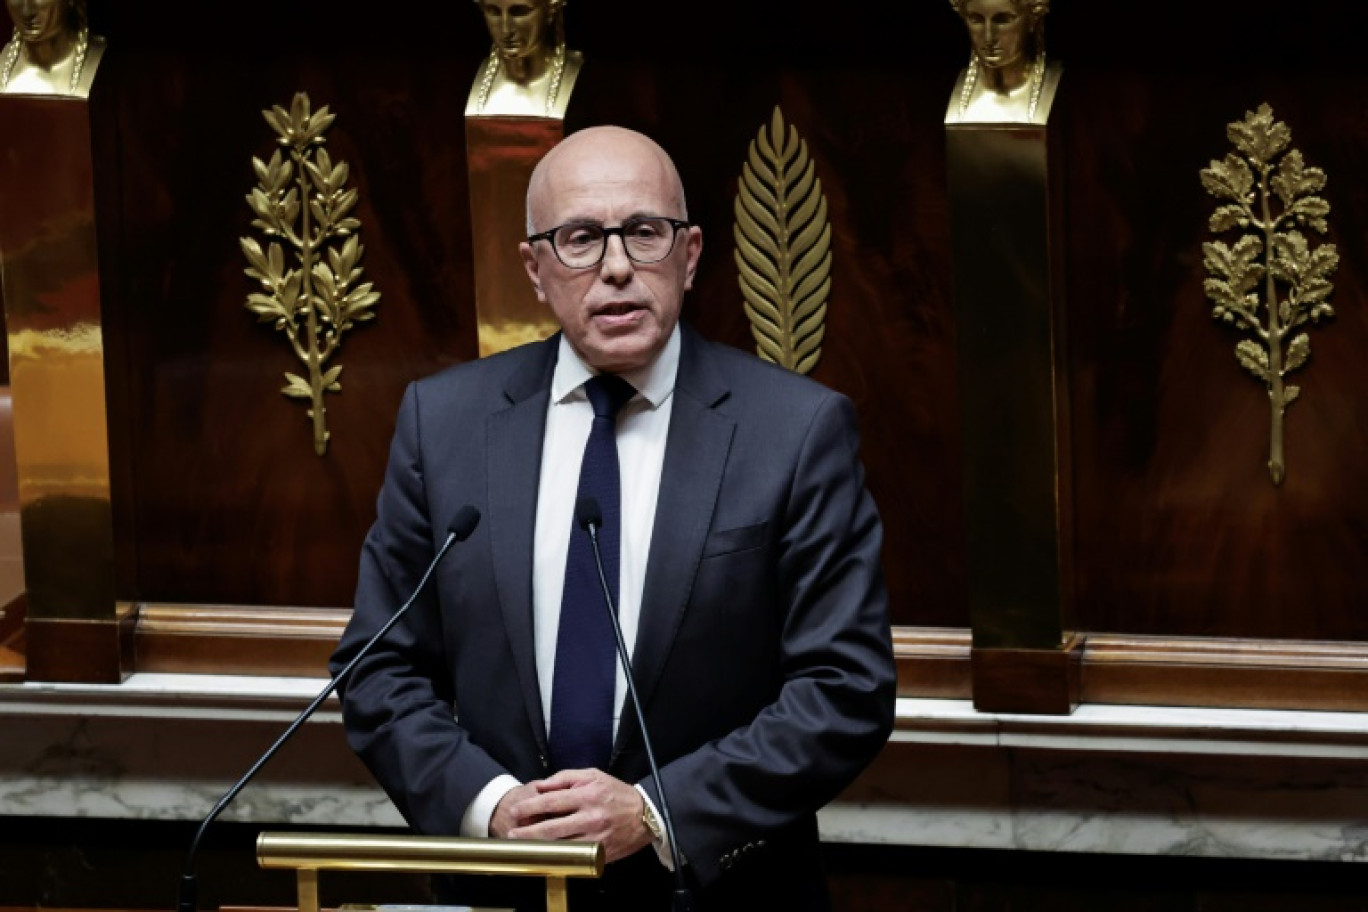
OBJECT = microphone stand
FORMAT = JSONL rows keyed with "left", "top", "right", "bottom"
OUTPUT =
{"left": 176, "top": 507, "right": 479, "bottom": 912}
{"left": 578, "top": 497, "right": 694, "bottom": 912}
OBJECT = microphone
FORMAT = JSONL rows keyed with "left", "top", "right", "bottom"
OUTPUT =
{"left": 575, "top": 496, "right": 693, "bottom": 912}
{"left": 175, "top": 505, "right": 482, "bottom": 912}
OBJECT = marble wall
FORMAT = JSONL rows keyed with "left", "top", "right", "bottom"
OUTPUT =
{"left": 3, "top": 677, "right": 1367, "bottom": 867}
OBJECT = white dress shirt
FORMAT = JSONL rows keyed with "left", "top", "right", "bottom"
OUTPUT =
{"left": 460, "top": 326, "right": 680, "bottom": 854}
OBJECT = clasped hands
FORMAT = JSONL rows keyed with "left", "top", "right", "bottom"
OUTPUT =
{"left": 491, "top": 768, "right": 653, "bottom": 862}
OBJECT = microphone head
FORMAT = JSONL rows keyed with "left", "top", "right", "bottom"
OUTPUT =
{"left": 449, "top": 506, "right": 481, "bottom": 542}
{"left": 575, "top": 496, "right": 603, "bottom": 530}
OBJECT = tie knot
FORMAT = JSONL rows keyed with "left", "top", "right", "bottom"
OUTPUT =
{"left": 584, "top": 373, "right": 636, "bottom": 420}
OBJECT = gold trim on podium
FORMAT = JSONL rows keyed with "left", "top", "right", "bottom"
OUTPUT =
{"left": 257, "top": 832, "right": 604, "bottom": 912}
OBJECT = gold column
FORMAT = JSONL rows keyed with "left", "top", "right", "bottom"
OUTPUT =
{"left": 465, "top": 116, "right": 564, "bottom": 357}
{"left": 946, "top": 69, "right": 1080, "bottom": 714}
{"left": 0, "top": 94, "right": 128, "bottom": 682}
{"left": 463, "top": 0, "right": 582, "bottom": 357}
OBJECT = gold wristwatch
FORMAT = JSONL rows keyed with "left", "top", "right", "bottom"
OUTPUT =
{"left": 641, "top": 798, "right": 663, "bottom": 842}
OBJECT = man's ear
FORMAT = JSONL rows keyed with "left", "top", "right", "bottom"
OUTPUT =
{"left": 520, "top": 242, "right": 549, "bottom": 303}
{"left": 681, "top": 225, "right": 703, "bottom": 292}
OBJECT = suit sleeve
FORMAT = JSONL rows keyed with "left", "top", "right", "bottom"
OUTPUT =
{"left": 640, "top": 392, "right": 896, "bottom": 887}
{"left": 330, "top": 382, "right": 510, "bottom": 835}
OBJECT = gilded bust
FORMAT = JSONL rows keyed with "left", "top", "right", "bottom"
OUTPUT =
{"left": 1, "top": 0, "right": 106, "bottom": 97}
{"left": 947, "top": 0, "right": 1060, "bottom": 124}
{"left": 465, "top": 0, "right": 583, "bottom": 119}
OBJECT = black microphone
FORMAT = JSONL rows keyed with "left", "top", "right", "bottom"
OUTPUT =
{"left": 575, "top": 496, "right": 693, "bottom": 912}
{"left": 175, "top": 505, "right": 482, "bottom": 912}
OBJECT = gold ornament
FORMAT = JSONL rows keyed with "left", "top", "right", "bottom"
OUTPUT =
{"left": 241, "top": 93, "right": 380, "bottom": 456}
{"left": 1200, "top": 103, "right": 1338, "bottom": 485}
{"left": 734, "top": 107, "right": 832, "bottom": 376}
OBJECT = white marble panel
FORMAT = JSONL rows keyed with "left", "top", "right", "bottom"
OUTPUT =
{"left": 4, "top": 677, "right": 1368, "bottom": 865}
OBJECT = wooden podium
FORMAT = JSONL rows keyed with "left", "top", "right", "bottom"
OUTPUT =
{"left": 255, "top": 832, "right": 603, "bottom": 912}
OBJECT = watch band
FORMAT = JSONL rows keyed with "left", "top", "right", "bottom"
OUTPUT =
{"left": 641, "top": 798, "right": 664, "bottom": 842}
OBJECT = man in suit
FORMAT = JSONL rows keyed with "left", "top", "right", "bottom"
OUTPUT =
{"left": 331, "top": 125, "right": 895, "bottom": 911}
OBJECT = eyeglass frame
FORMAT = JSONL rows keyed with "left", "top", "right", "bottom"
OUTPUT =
{"left": 525, "top": 216, "right": 692, "bottom": 269}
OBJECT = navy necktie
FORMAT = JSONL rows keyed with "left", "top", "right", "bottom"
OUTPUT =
{"left": 548, "top": 373, "right": 636, "bottom": 772}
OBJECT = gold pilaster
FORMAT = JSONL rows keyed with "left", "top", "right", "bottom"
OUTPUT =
{"left": 946, "top": 76, "right": 1078, "bottom": 713}
{"left": 465, "top": 116, "right": 563, "bottom": 357}
{"left": 0, "top": 94, "right": 124, "bottom": 682}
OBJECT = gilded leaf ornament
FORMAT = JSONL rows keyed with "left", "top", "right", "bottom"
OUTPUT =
{"left": 734, "top": 107, "right": 832, "bottom": 376}
{"left": 242, "top": 92, "right": 379, "bottom": 456}
{"left": 1200, "top": 103, "right": 1337, "bottom": 485}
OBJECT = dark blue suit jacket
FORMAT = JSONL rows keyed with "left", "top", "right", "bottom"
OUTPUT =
{"left": 332, "top": 325, "right": 895, "bottom": 909}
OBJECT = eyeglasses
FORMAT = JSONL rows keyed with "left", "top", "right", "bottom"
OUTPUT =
{"left": 526, "top": 216, "right": 690, "bottom": 269}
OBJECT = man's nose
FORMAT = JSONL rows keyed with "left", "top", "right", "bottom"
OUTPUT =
{"left": 599, "top": 233, "right": 634, "bottom": 281}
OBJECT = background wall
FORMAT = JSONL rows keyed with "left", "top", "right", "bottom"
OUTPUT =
{"left": 7, "top": 0, "right": 1367, "bottom": 640}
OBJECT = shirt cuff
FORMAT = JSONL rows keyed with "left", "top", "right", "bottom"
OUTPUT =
{"left": 461, "top": 774, "right": 522, "bottom": 837}
{"left": 634, "top": 783, "right": 680, "bottom": 871}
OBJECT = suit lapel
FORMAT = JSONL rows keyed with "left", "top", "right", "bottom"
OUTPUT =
{"left": 624, "top": 328, "right": 735, "bottom": 741}
{"left": 487, "top": 337, "right": 559, "bottom": 753}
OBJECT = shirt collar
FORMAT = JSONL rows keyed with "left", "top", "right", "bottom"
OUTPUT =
{"left": 551, "top": 323, "right": 680, "bottom": 409}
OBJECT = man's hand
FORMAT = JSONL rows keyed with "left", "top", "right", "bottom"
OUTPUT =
{"left": 505, "top": 768, "right": 653, "bottom": 862}
{"left": 489, "top": 781, "right": 548, "bottom": 838}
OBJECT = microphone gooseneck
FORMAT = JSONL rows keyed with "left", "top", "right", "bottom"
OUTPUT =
{"left": 175, "top": 506, "right": 482, "bottom": 912}
{"left": 574, "top": 495, "right": 693, "bottom": 912}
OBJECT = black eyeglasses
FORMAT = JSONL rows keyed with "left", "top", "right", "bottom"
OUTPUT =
{"left": 526, "top": 216, "right": 690, "bottom": 269}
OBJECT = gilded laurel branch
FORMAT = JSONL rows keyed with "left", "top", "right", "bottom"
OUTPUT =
{"left": 241, "top": 92, "right": 379, "bottom": 456}
{"left": 1200, "top": 103, "right": 1337, "bottom": 485}
{"left": 734, "top": 106, "right": 831, "bottom": 376}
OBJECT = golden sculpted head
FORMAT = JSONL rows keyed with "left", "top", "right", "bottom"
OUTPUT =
{"left": 948, "top": 0, "right": 1055, "bottom": 123}
{"left": 1, "top": 0, "right": 105, "bottom": 97}
{"left": 467, "top": 0, "right": 584, "bottom": 119}
{"left": 951, "top": 0, "right": 1049, "bottom": 71}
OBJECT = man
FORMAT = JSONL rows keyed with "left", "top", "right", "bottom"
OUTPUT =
{"left": 331, "top": 126, "right": 895, "bottom": 911}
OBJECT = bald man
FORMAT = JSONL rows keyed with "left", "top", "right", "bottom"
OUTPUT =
{"left": 332, "top": 126, "right": 895, "bottom": 911}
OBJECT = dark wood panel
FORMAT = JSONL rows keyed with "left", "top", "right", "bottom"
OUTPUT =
{"left": 133, "top": 603, "right": 348, "bottom": 676}
{"left": 123, "top": 613, "right": 1368, "bottom": 712}
{"left": 894, "top": 627, "right": 1368, "bottom": 711}
{"left": 824, "top": 845, "right": 1368, "bottom": 912}
{"left": 78, "top": 2, "right": 973, "bottom": 626}
{"left": 5, "top": 0, "right": 1367, "bottom": 645}
{"left": 1062, "top": 62, "right": 1368, "bottom": 640}
{"left": 4, "top": 829, "right": 1368, "bottom": 912}
{"left": 100, "top": 37, "right": 481, "bottom": 607}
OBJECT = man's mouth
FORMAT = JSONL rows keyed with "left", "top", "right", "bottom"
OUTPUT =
{"left": 595, "top": 303, "right": 643, "bottom": 317}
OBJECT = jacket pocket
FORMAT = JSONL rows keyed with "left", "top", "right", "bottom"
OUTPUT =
{"left": 700, "top": 520, "right": 768, "bottom": 558}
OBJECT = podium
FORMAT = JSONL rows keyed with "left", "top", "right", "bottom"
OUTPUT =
{"left": 256, "top": 832, "right": 603, "bottom": 912}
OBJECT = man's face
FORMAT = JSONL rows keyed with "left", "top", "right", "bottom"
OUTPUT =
{"left": 476, "top": 0, "right": 551, "bottom": 63}
{"left": 7, "top": 0, "right": 70, "bottom": 43}
{"left": 520, "top": 133, "right": 703, "bottom": 374}
{"left": 962, "top": 0, "right": 1030, "bottom": 70}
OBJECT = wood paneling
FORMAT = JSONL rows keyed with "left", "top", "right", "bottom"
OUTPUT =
{"left": 1058, "top": 47, "right": 1368, "bottom": 642}
{"left": 133, "top": 603, "right": 348, "bottom": 676}
{"left": 894, "top": 627, "right": 1368, "bottom": 711}
{"left": 2, "top": 0, "right": 1366, "bottom": 685}
{"left": 100, "top": 37, "right": 480, "bottom": 609}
